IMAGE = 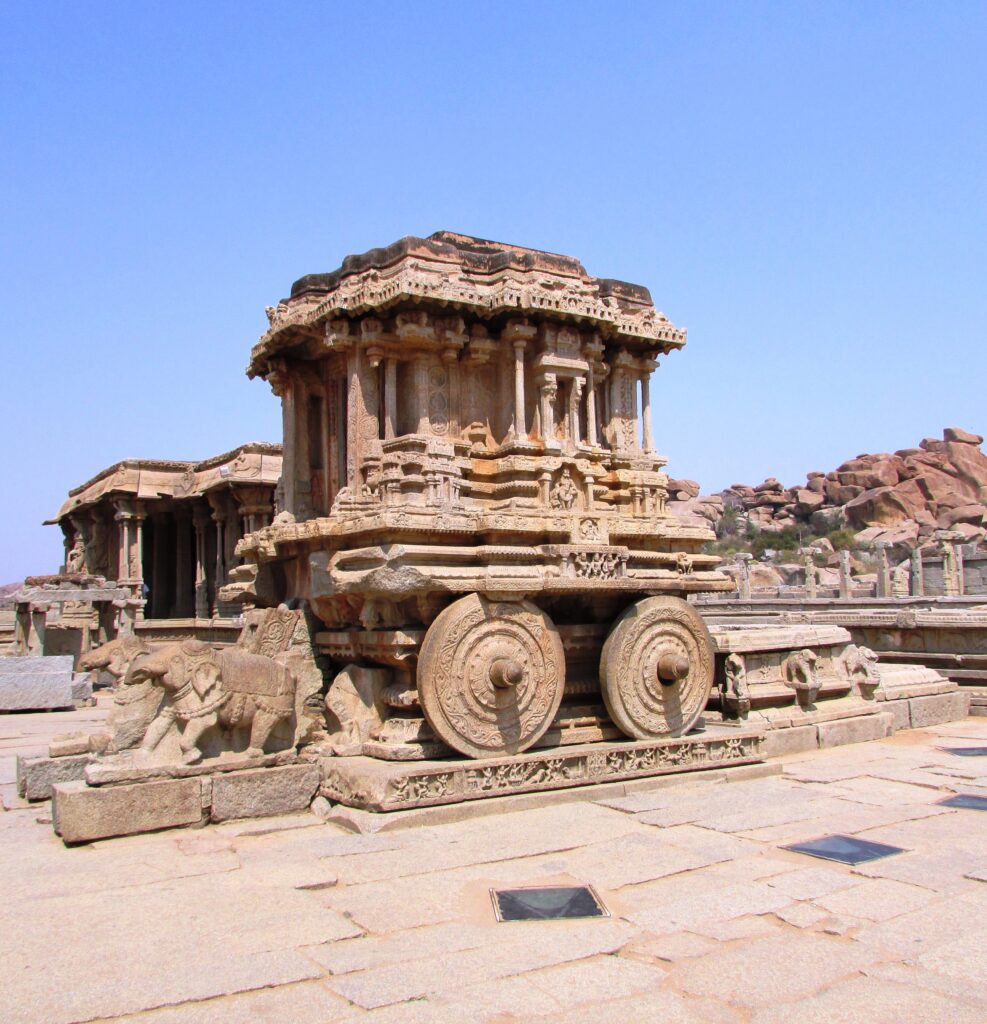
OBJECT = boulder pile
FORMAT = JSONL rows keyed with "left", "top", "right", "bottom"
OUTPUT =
{"left": 668, "top": 427, "right": 987, "bottom": 553}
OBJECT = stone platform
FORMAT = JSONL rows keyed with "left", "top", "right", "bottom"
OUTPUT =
{"left": 318, "top": 728, "right": 765, "bottom": 813}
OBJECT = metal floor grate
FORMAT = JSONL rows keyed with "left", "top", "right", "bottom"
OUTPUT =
{"left": 490, "top": 886, "right": 609, "bottom": 922}
{"left": 782, "top": 834, "right": 907, "bottom": 865}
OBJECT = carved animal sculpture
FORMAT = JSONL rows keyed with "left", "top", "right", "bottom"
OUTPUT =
{"left": 722, "top": 653, "right": 750, "bottom": 718}
{"left": 125, "top": 639, "right": 296, "bottom": 764}
{"left": 79, "top": 635, "right": 151, "bottom": 681}
{"left": 80, "top": 636, "right": 159, "bottom": 752}
{"left": 784, "top": 648, "right": 820, "bottom": 710}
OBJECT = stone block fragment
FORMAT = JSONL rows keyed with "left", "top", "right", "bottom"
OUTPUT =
{"left": 210, "top": 763, "right": 321, "bottom": 822}
{"left": 908, "top": 692, "right": 970, "bottom": 729}
{"left": 52, "top": 778, "right": 202, "bottom": 843}
{"left": 816, "top": 712, "right": 894, "bottom": 749}
{"left": 762, "top": 725, "right": 818, "bottom": 758}
{"left": 71, "top": 673, "right": 93, "bottom": 702}
{"left": 16, "top": 753, "right": 93, "bottom": 801}
{"left": 0, "top": 671, "right": 74, "bottom": 710}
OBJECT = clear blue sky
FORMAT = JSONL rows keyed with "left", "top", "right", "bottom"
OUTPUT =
{"left": 2, "top": 2, "right": 985, "bottom": 582}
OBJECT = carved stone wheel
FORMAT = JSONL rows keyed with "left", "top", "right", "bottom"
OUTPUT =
{"left": 417, "top": 594, "right": 566, "bottom": 759}
{"left": 600, "top": 596, "right": 714, "bottom": 740}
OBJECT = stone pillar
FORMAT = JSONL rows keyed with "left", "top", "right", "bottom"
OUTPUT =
{"left": 839, "top": 550, "right": 852, "bottom": 600}
{"left": 29, "top": 605, "right": 47, "bottom": 655}
{"left": 957, "top": 544, "right": 966, "bottom": 596}
{"left": 569, "top": 379, "right": 584, "bottom": 448}
{"left": 193, "top": 508, "right": 210, "bottom": 619}
{"left": 268, "top": 362, "right": 296, "bottom": 513}
{"left": 583, "top": 468, "right": 595, "bottom": 511}
{"left": 875, "top": 543, "right": 892, "bottom": 598}
{"left": 585, "top": 363, "right": 598, "bottom": 446}
{"left": 641, "top": 361, "right": 656, "bottom": 453}
{"left": 384, "top": 358, "right": 397, "bottom": 440}
{"left": 208, "top": 494, "right": 227, "bottom": 611}
{"left": 538, "top": 470, "right": 552, "bottom": 506}
{"left": 512, "top": 340, "right": 527, "bottom": 441}
{"left": 941, "top": 536, "right": 960, "bottom": 597}
{"left": 737, "top": 553, "right": 752, "bottom": 601}
{"left": 132, "top": 503, "right": 146, "bottom": 592}
{"left": 114, "top": 501, "right": 131, "bottom": 583}
{"left": 174, "top": 508, "right": 192, "bottom": 617}
{"left": 910, "top": 548, "right": 924, "bottom": 596}
{"left": 413, "top": 356, "right": 430, "bottom": 436}
{"left": 539, "top": 374, "right": 557, "bottom": 444}
{"left": 801, "top": 548, "right": 817, "bottom": 599}
{"left": 150, "top": 513, "right": 169, "bottom": 619}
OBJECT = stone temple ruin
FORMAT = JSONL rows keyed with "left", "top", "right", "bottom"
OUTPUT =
{"left": 7, "top": 232, "right": 970, "bottom": 842}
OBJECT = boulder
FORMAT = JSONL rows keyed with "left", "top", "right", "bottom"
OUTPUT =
{"left": 944, "top": 427, "right": 984, "bottom": 445}
{"left": 939, "top": 504, "right": 985, "bottom": 528}
{"left": 753, "top": 477, "right": 785, "bottom": 494}
{"left": 845, "top": 486, "right": 912, "bottom": 527}
{"left": 794, "top": 488, "right": 824, "bottom": 514}
{"left": 667, "top": 478, "right": 701, "bottom": 499}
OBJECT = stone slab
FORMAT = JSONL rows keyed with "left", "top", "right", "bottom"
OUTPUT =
{"left": 16, "top": 752, "right": 94, "bottom": 800}
{"left": 210, "top": 763, "right": 320, "bottom": 822}
{"left": 816, "top": 711, "right": 895, "bottom": 749}
{"left": 0, "top": 655, "right": 74, "bottom": 673}
{"left": 761, "top": 725, "right": 818, "bottom": 758}
{"left": 320, "top": 729, "right": 765, "bottom": 812}
{"left": 909, "top": 691, "right": 970, "bottom": 728}
{"left": 52, "top": 777, "right": 203, "bottom": 843}
{"left": 0, "top": 672, "right": 74, "bottom": 711}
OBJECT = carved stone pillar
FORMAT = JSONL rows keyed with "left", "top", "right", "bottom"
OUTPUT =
{"left": 153, "top": 513, "right": 170, "bottom": 618}
{"left": 114, "top": 502, "right": 130, "bottom": 583}
{"left": 839, "top": 550, "right": 852, "bottom": 600}
{"left": 268, "top": 361, "right": 296, "bottom": 513}
{"left": 956, "top": 543, "right": 966, "bottom": 596}
{"left": 193, "top": 508, "right": 210, "bottom": 618}
{"left": 29, "top": 605, "right": 48, "bottom": 655}
{"left": 413, "top": 356, "right": 430, "bottom": 436}
{"left": 174, "top": 508, "right": 192, "bottom": 617}
{"left": 910, "top": 549, "right": 924, "bottom": 596}
{"left": 875, "top": 543, "right": 891, "bottom": 598}
{"left": 384, "top": 357, "right": 398, "bottom": 440}
{"left": 801, "top": 548, "right": 817, "bottom": 599}
{"left": 538, "top": 470, "right": 552, "bottom": 506}
{"left": 641, "top": 360, "right": 656, "bottom": 453}
{"left": 737, "top": 553, "right": 752, "bottom": 601}
{"left": 539, "top": 373, "right": 557, "bottom": 444}
{"left": 569, "top": 379, "right": 584, "bottom": 448}
{"left": 132, "top": 502, "right": 146, "bottom": 589}
{"left": 585, "top": 363, "right": 598, "bottom": 446}
{"left": 512, "top": 340, "right": 527, "bottom": 441}
{"left": 207, "top": 492, "right": 227, "bottom": 607}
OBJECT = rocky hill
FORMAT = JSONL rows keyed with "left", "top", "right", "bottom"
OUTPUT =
{"left": 668, "top": 427, "right": 987, "bottom": 555}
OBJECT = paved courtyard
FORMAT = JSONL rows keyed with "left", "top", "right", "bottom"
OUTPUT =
{"left": 3, "top": 704, "right": 987, "bottom": 1023}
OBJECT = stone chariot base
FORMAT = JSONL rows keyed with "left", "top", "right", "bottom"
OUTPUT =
{"left": 316, "top": 727, "right": 766, "bottom": 813}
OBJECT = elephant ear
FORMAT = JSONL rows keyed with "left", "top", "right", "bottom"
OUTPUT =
{"left": 190, "top": 659, "right": 222, "bottom": 699}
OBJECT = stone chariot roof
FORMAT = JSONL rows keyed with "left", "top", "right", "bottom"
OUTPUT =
{"left": 248, "top": 231, "right": 686, "bottom": 379}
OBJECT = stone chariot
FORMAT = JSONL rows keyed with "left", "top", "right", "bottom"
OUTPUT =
{"left": 239, "top": 232, "right": 734, "bottom": 768}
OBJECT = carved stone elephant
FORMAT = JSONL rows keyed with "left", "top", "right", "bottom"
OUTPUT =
{"left": 80, "top": 635, "right": 151, "bottom": 682}
{"left": 125, "top": 639, "right": 296, "bottom": 764}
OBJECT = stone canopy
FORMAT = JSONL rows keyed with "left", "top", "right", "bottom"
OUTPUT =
{"left": 248, "top": 230, "right": 686, "bottom": 380}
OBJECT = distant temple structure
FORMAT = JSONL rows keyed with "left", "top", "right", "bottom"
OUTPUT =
{"left": 9, "top": 444, "right": 281, "bottom": 661}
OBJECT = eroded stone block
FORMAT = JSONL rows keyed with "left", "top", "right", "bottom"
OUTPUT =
{"left": 0, "top": 671, "right": 74, "bottom": 711}
{"left": 762, "top": 725, "right": 818, "bottom": 758}
{"left": 816, "top": 712, "right": 894, "bottom": 749}
{"left": 210, "top": 763, "right": 320, "bottom": 822}
{"left": 16, "top": 753, "right": 93, "bottom": 801}
{"left": 908, "top": 692, "right": 970, "bottom": 728}
{"left": 52, "top": 778, "right": 202, "bottom": 843}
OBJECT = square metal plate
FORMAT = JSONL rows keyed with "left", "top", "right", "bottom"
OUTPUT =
{"left": 782, "top": 834, "right": 907, "bottom": 865}
{"left": 940, "top": 747, "right": 987, "bottom": 757}
{"left": 938, "top": 794, "right": 987, "bottom": 810}
{"left": 490, "top": 886, "right": 609, "bottom": 922}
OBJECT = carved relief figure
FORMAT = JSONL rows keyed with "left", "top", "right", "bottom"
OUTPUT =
{"left": 550, "top": 468, "right": 579, "bottom": 510}
{"left": 124, "top": 640, "right": 297, "bottom": 764}
{"left": 65, "top": 536, "right": 87, "bottom": 575}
